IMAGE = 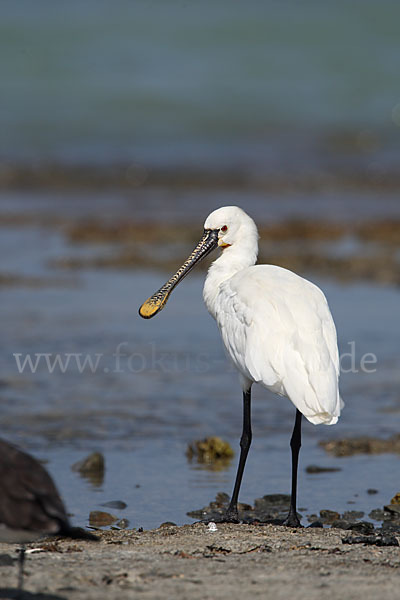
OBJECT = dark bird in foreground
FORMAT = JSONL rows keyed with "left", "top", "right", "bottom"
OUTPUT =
{"left": 0, "top": 438, "right": 97, "bottom": 595}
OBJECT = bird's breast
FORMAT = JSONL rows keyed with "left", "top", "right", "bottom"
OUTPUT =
{"left": 205, "top": 283, "right": 256, "bottom": 384}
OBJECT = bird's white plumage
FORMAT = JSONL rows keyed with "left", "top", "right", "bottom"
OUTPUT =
{"left": 203, "top": 206, "right": 342, "bottom": 425}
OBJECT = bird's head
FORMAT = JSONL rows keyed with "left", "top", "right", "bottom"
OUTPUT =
{"left": 139, "top": 206, "right": 257, "bottom": 319}
{"left": 204, "top": 205, "right": 258, "bottom": 250}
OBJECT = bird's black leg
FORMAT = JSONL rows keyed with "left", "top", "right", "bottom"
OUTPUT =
{"left": 283, "top": 409, "right": 303, "bottom": 527}
{"left": 223, "top": 388, "right": 252, "bottom": 523}
{"left": 17, "top": 545, "right": 26, "bottom": 597}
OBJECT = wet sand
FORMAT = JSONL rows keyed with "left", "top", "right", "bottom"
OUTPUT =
{"left": 1, "top": 523, "right": 400, "bottom": 599}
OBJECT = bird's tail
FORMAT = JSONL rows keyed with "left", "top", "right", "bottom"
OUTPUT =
{"left": 61, "top": 526, "right": 99, "bottom": 541}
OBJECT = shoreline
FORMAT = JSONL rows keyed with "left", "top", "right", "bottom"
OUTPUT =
{"left": 1, "top": 523, "right": 399, "bottom": 599}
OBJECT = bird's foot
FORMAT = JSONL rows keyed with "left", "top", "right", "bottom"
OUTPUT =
{"left": 282, "top": 511, "right": 303, "bottom": 528}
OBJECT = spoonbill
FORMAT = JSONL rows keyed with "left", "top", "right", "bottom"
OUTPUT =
{"left": 139, "top": 206, "right": 342, "bottom": 526}
{"left": 0, "top": 438, "right": 97, "bottom": 593}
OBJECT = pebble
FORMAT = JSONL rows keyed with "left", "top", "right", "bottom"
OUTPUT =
{"left": 369, "top": 508, "right": 385, "bottom": 521}
{"left": 330, "top": 519, "right": 352, "bottom": 530}
{"left": 72, "top": 452, "right": 105, "bottom": 474}
{"left": 116, "top": 519, "right": 130, "bottom": 529}
{"left": 101, "top": 500, "right": 127, "bottom": 510}
{"left": 380, "top": 523, "right": 400, "bottom": 533}
{"left": 348, "top": 521, "right": 375, "bottom": 535}
{"left": 307, "top": 521, "right": 324, "bottom": 528}
{"left": 343, "top": 534, "right": 399, "bottom": 547}
{"left": 255, "top": 494, "right": 291, "bottom": 507}
{"left": 384, "top": 504, "right": 400, "bottom": 515}
{"left": 305, "top": 465, "right": 341, "bottom": 474}
{"left": 72, "top": 452, "right": 105, "bottom": 486}
{"left": 89, "top": 511, "right": 118, "bottom": 527}
{"left": 342, "top": 510, "right": 365, "bottom": 521}
{"left": 215, "top": 492, "right": 230, "bottom": 504}
{"left": 390, "top": 492, "right": 400, "bottom": 504}
{"left": 307, "top": 514, "right": 318, "bottom": 523}
{"left": 320, "top": 435, "right": 400, "bottom": 457}
{"left": 319, "top": 510, "right": 340, "bottom": 524}
{"left": 186, "top": 437, "right": 234, "bottom": 464}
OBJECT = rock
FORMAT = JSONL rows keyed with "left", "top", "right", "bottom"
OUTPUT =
{"left": 237, "top": 502, "right": 252, "bottom": 511}
{"left": 319, "top": 510, "right": 340, "bottom": 524}
{"left": 186, "top": 437, "right": 234, "bottom": 469}
{"left": 305, "top": 465, "right": 341, "bottom": 474}
{"left": 215, "top": 492, "right": 230, "bottom": 505}
{"left": 331, "top": 519, "right": 352, "bottom": 530}
{"left": 186, "top": 492, "right": 228, "bottom": 520}
{"left": 115, "top": 519, "right": 129, "bottom": 529}
{"left": 160, "top": 522, "right": 177, "bottom": 528}
{"left": 72, "top": 452, "right": 105, "bottom": 486}
{"left": 307, "top": 521, "right": 324, "bottom": 528}
{"left": 343, "top": 534, "right": 399, "bottom": 547}
{"left": 380, "top": 521, "right": 400, "bottom": 533}
{"left": 89, "top": 511, "right": 117, "bottom": 527}
{"left": 369, "top": 508, "right": 385, "bottom": 521}
{"left": 375, "top": 534, "right": 399, "bottom": 546}
{"left": 347, "top": 521, "right": 375, "bottom": 535}
{"left": 367, "top": 488, "right": 378, "bottom": 494}
{"left": 307, "top": 514, "right": 319, "bottom": 523}
{"left": 384, "top": 504, "right": 400, "bottom": 515}
{"left": 187, "top": 507, "right": 211, "bottom": 519}
{"left": 252, "top": 495, "right": 293, "bottom": 521}
{"left": 209, "top": 493, "right": 232, "bottom": 510}
{"left": 254, "top": 494, "right": 291, "bottom": 509}
{"left": 342, "top": 510, "right": 365, "bottom": 521}
{"left": 101, "top": 500, "right": 127, "bottom": 510}
{"left": 320, "top": 435, "right": 400, "bottom": 457}
{"left": 72, "top": 452, "right": 104, "bottom": 474}
{"left": 390, "top": 492, "right": 400, "bottom": 505}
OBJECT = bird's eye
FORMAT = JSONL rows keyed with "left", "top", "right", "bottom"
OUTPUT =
{"left": 221, "top": 225, "right": 228, "bottom": 232}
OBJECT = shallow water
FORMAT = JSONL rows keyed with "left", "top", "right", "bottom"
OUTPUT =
{"left": 1, "top": 0, "right": 399, "bottom": 533}
{"left": 1, "top": 217, "right": 399, "bottom": 529}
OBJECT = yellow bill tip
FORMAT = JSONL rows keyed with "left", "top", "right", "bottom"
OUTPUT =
{"left": 138, "top": 293, "right": 169, "bottom": 319}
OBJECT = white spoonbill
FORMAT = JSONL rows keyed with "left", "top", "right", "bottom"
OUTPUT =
{"left": 139, "top": 206, "right": 342, "bottom": 526}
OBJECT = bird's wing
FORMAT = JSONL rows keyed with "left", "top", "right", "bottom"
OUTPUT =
{"left": 218, "top": 265, "right": 341, "bottom": 425}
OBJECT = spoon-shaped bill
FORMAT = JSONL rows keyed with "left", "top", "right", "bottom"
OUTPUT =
{"left": 139, "top": 229, "right": 218, "bottom": 319}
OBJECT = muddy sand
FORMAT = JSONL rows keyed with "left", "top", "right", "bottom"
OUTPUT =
{"left": 1, "top": 523, "right": 399, "bottom": 599}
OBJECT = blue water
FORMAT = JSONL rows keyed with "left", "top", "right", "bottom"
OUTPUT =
{"left": 1, "top": 1, "right": 400, "bottom": 531}
{"left": 1, "top": 0, "right": 399, "bottom": 166}
{"left": 1, "top": 219, "right": 399, "bottom": 529}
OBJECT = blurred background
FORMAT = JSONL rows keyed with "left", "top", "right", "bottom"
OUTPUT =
{"left": 1, "top": 0, "right": 399, "bottom": 530}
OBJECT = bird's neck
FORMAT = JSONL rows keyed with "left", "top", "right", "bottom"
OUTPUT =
{"left": 203, "top": 241, "right": 258, "bottom": 318}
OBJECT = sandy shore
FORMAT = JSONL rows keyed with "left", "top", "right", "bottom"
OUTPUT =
{"left": 1, "top": 523, "right": 399, "bottom": 599}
